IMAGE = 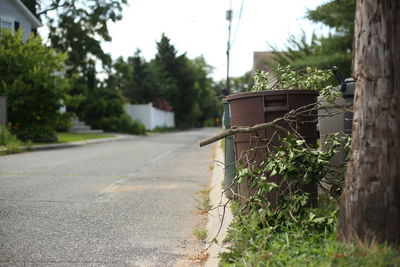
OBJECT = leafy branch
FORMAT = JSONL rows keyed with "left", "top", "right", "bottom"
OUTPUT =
{"left": 252, "top": 65, "right": 342, "bottom": 101}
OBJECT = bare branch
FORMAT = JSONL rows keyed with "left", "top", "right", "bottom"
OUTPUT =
{"left": 37, "top": 2, "right": 69, "bottom": 16}
{"left": 198, "top": 118, "right": 289, "bottom": 147}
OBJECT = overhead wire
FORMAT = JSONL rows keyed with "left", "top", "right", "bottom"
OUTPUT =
{"left": 230, "top": 0, "right": 244, "bottom": 48}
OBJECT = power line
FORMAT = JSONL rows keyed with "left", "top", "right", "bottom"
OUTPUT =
{"left": 226, "top": 0, "right": 244, "bottom": 88}
{"left": 226, "top": 1, "right": 232, "bottom": 89}
{"left": 230, "top": 0, "right": 244, "bottom": 47}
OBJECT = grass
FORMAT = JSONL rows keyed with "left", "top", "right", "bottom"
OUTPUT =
{"left": 222, "top": 228, "right": 400, "bottom": 266}
{"left": 0, "top": 126, "right": 22, "bottom": 154}
{"left": 220, "top": 197, "right": 400, "bottom": 267}
{"left": 221, "top": 138, "right": 225, "bottom": 151}
{"left": 193, "top": 228, "right": 208, "bottom": 242}
{"left": 56, "top": 133, "right": 114, "bottom": 143}
{"left": 149, "top": 126, "right": 176, "bottom": 134}
{"left": 195, "top": 189, "right": 212, "bottom": 214}
{"left": 0, "top": 131, "right": 116, "bottom": 155}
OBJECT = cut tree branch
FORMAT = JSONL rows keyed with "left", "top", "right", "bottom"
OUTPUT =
{"left": 199, "top": 100, "right": 351, "bottom": 148}
{"left": 198, "top": 118, "right": 289, "bottom": 147}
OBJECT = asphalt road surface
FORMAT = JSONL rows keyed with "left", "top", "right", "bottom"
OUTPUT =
{"left": 0, "top": 128, "right": 218, "bottom": 266}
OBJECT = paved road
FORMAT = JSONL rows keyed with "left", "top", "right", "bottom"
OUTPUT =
{"left": 0, "top": 128, "right": 218, "bottom": 266}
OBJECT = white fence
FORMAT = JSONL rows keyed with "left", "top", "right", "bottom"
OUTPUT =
{"left": 125, "top": 103, "right": 175, "bottom": 131}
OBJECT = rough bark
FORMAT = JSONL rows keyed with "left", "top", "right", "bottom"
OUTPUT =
{"left": 339, "top": 0, "right": 400, "bottom": 245}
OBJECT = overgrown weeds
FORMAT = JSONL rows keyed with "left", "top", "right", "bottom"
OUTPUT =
{"left": 220, "top": 134, "right": 399, "bottom": 266}
{"left": 0, "top": 125, "right": 21, "bottom": 154}
{"left": 195, "top": 189, "right": 212, "bottom": 214}
{"left": 193, "top": 228, "right": 208, "bottom": 242}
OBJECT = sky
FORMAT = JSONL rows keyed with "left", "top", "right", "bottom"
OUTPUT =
{"left": 102, "top": 0, "right": 329, "bottom": 81}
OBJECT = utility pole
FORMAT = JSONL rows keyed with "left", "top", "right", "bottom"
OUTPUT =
{"left": 226, "top": 5, "right": 232, "bottom": 90}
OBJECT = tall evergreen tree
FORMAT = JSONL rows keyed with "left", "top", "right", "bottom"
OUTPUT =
{"left": 152, "top": 34, "right": 186, "bottom": 126}
{"left": 152, "top": 34, "right": 221, "bottom": 128}
{"left": 127, "top": 50, "right": 159, "bottom": 104}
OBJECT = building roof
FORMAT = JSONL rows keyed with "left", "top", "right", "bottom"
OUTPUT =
{"left": 253, "top": 51, "right": 288, "bottom": 73}
{"left": 13, "top": 0, "right": 41, "bottom": 28}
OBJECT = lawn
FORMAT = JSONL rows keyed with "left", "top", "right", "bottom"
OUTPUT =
{"left": 56, "top": 133, "right": 115, "bottom": 143}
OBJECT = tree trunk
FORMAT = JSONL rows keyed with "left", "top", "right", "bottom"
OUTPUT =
{"left": 339, "top": 0, "right": 400, "bottom": 245}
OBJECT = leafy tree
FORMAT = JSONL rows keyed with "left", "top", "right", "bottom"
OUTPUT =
{"left": 0, "top": 30, "right": 69, "bottom": 142}
{"left": 46, "top": 1, "right": 125, "bottom": 69}
{"left": 219, "top": 71, "right": 255, "bottom": 93}
{"left": 271, "top": 0, "right": 356, "bottom": 77}
{"left": 152, "top": 35, "right": 222, "bottom": 128}
{"left": 307, "top": 0, "right": 355, "bottom": 37}
{"left": 107, "top": 57, "right": 134, "bottom": 101}
{"left": 21, "top": 0, "right": 128, "bottom": 121}
{"left": 109, "top": 50, "right": 160, "bottom": 104}
{"left": 24, "top": 0, "right": 126, "bottom": 68}
{"left": 107, "top": 35, "right": 222, "bottom": 129}
{"left": 188, "top": 56, "right": 222, "bottom": 127}
{"left": 155, "top": 35, "right": 223, "bottom": 126}
{"left": 127, "top": 50, "right": 160, "bottom": 104}
{"left": 151, "top": 34, "right": 191, "bottom": 128}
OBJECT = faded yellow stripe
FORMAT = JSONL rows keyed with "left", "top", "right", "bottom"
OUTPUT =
{"left": 104, "top": 184, "right": 179, "bottom": 192}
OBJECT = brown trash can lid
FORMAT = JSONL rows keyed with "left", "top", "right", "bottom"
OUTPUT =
{"left": 226, "top": 90, "right": 319, "bottom": 101}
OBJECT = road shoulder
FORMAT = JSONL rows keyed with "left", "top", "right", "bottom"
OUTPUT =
{"left": 205, "top": 141, "right": 233, "bottom": 267}
{"left": 0, "top": 134, "right": 139, "bottom": 154}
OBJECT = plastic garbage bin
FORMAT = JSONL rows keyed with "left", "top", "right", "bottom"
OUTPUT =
{"left": 227, "top": 90, "right": 319, "bottom": 207}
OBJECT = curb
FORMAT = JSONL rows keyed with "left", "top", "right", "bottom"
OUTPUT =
{"left": 205, "top": 142, "right": 233, "bottom": 267}
{"left": 1, "top": 134, "right": 139, "bottom": 153}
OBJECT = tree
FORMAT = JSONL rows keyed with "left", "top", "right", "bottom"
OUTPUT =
{"left": 106, "top": 34, "right": 221, "bottom": 129}
{"left": 225, "top": 71, "right": 254, "bottom": 93}
{"left": 339, "top": 0, "right": 400, "bottom": 245}
{"left": 152, "top": 34, "right": 181, "bottom": 107}
{"left": 152, "top": 34, "right": 197, "bottom": 128}
{"left": 22, "top": 0, "right": 126, "bottom": 70}
{"left": 0, "top": 30, "right": 69, "bottom": 142}
{"left": 271, "top": 0, "right": 356, "bottom": 77}
{"left": 21, "top": 0, "right": 128, "bottom": 119}
{"left": 21, "top": 0, "right": 37, "bottom": 17}
{"left": 125, "top": 50, "right": 159, "bottom": 104}
{"left": 107, "top": 51, "right": 161, "bottom": 105}
{"left": 188, "top": 56, "right": 222, "bottom": 127}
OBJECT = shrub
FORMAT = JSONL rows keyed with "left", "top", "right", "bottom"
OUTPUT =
{"left": 77, "top": 85, "right": 146, "bottom": 135}
{"left": 0, "top": 125, "right": 21, "bottom": 153}
{"left": 54, "top": 112, "right": 73, "bottom": 132}
{"left": 97, "top": 114, "right": 146, "bottom": 135}
{"left": 0, "top": 29, "right": 69, "bottom": 142}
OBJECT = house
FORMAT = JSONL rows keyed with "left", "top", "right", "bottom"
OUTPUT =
{"left": 0, "top": 0, "right": 41, "bottom": 40}
{"left": 253, "top": 51, "right": 290, "bottom": 73}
